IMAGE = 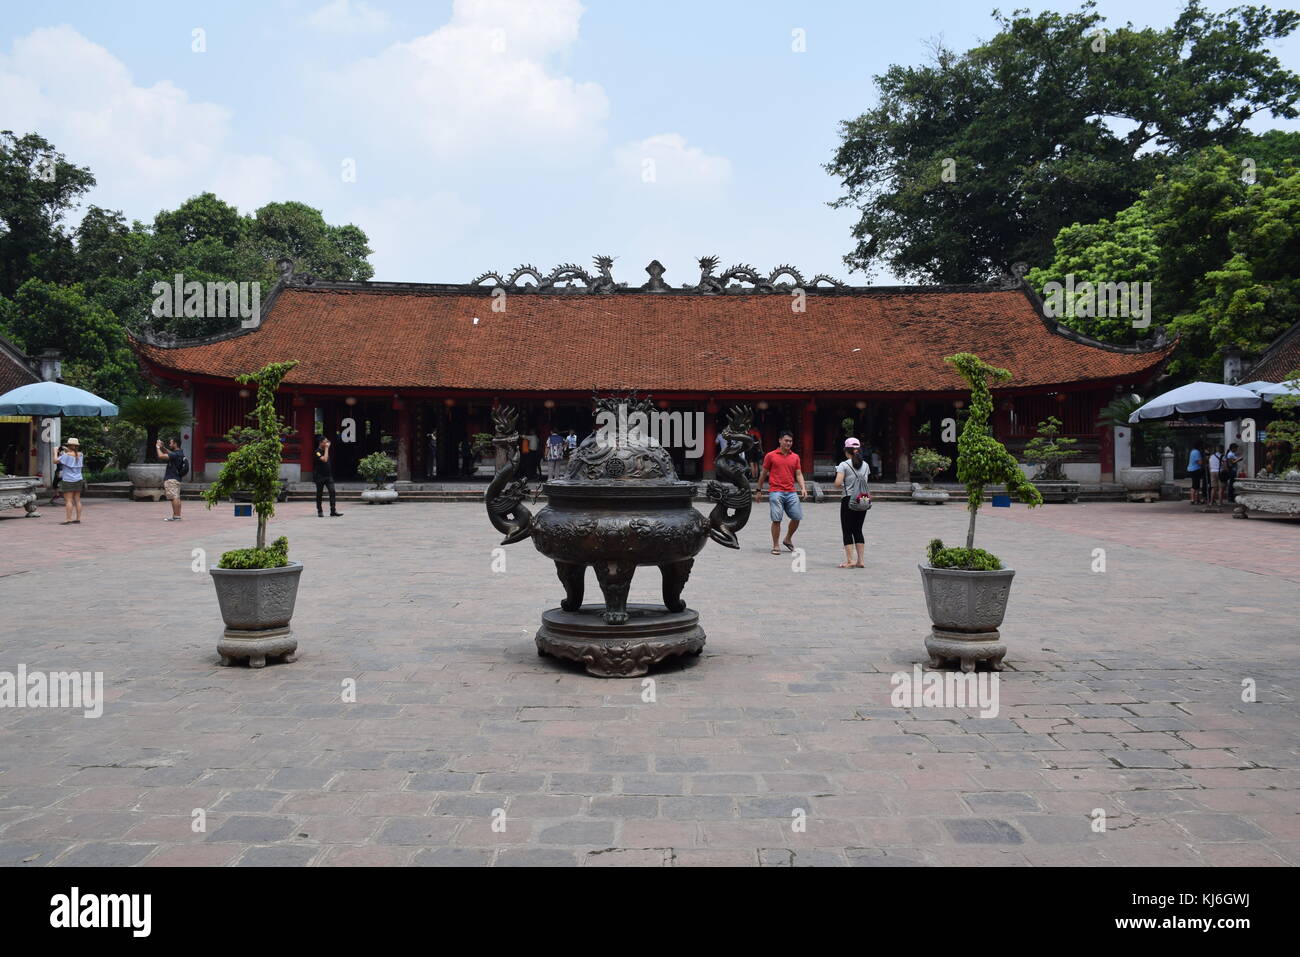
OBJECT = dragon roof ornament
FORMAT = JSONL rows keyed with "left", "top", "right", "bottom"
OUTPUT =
{"left": 470, "top": 257, "right": 845, "bottom": 294}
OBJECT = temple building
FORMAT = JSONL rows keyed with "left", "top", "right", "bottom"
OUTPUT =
{"left": 131, "top": 258, "right": 1174, "bottom": 484}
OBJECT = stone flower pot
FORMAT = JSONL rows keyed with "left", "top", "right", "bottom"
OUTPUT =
{"left": 1119, "top": 467, "right": 1164, "bottom": 502}
{"left": 127, "top": 462, "right": 167, "bottom": 501}
{"left": 918, "top": 563, "right": 1015, "bottom": 672}
{"left": 910, "top": 483, "right": 949, "bottom": 505}
{"left": 361, "top": 487, "right": 398, "bottom": 504}
{"left": 209, "top": 562, "right": 302, "bottom": 668}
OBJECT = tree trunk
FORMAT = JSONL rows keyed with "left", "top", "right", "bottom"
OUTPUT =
{"left": 256, "top": 513, "right": 267, "bottom": 550}
{"left": 966, "top": 504, "right": 977, "bottom": 551}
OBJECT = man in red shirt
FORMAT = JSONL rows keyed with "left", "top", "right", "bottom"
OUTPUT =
{"left": 755, "top": 430, "right": 807, "bottom": 554}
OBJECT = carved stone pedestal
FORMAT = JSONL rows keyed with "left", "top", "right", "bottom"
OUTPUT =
{"left": 217, "top": 627, "right": 298, "bottom": 669}
{"left": 536, "top": 603, "right": 704, "bottom": 678}
{"left": 925, "top": 628, "right": 1006, "bottom": 673}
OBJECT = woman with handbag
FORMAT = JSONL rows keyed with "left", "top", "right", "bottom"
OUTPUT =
{"left": 834, "top": 437, "right": 871, "bottom": 568}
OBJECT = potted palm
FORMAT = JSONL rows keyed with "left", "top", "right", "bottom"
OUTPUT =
{"left": 203, "top": 360, "right": 301, "bottom": 668}
{"left": 1021, "top": 416, "right": 1081, "bottom": 503}
{"left": 920, "top": 354, "right": 1043, "bottom": 672}
{"left": 358, "top": 451, "right": 398, "bottom": 503}
{"left": 910, "top": 447, "right": 952, "bottom": 504}
{"left": 120, "top": 394, "right": 193, "bottom": 499}
{"left": 1097, "top": 396, "right": 1168, "bottom": 500}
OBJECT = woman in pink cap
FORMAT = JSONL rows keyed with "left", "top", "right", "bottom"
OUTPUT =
{"left": 833, "top": 437, "right": 871, "bottom": 567}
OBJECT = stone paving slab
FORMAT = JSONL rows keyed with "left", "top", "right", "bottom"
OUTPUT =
{"left": 0, "top": 498, "right": 1296, "bottom": 866}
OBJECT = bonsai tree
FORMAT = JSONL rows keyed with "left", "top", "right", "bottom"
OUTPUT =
{"left": 471, "top": 432, "right": 495, "bottom": 458}
{"left": 911, "top": 447, "right": 951, "bottom": 488}
{"left": 119, "top": 394, "right": 193, "bottom": 461}
{"left": 358, "top": 451, "right": 397, "bottom": 489}
{"left": 928, "top": 353, "right": 1043, "bottom": 569}
{"left": 1021, "top": 415, "right": 1080, "bottom": 480}
{"left": 203, "top": 360, "right": 298, "bottom": 567}
{"left": 1097, "top": 396, "right": 1172, "bottom": 466}
{"left": 1265, "top": 367, "right": 1300, "bottom": 473}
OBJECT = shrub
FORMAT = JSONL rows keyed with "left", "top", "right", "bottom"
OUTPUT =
{"left": 912, "top": 447, "right": 952, "bottom": 487}
{"left": 1021, "top": 415, "right": 1080, "bottom": 480}
{"left": 120, "top": 394, "right": 193, "bottom": 460}
{"left": 204, "top": 360, "right": 298, "bottom": 561}
{"left": 217, "top": 536, "right": 289, "bottom": 569}
{"left": 358, "top": 451, "right": 397, "bottom": 488}
{"left": 927, "top": 537, "right": 1003, "bottom": 571}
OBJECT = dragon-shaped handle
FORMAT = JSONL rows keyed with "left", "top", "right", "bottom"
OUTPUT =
{"left": 484, "top": 405, "right": 533, "bottom": 545}
{"left": 706, "top": 405, "right": 755, "bottom": 548}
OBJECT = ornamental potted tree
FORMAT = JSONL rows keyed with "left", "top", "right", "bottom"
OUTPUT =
{"left": 920, "top": 354, "right": 1043, "bottom": 672}
{"left": 358, "top": 451, "right": 399, "bottom": 503}
{"left": 120, "top": 394, "right": 193, "bottom": 500}
{"left": 910, "top": 447, "right": 952, "bottom": 504}
{"left": 203, "top": 360, "right": 302, "bottom": 668}
{"left": 1021, "top": 415, "right": 1081, "bottom": 503}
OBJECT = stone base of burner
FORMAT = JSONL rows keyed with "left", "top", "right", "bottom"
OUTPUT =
{"left": 536, "top": 603, "right": 704, "bottom": 678}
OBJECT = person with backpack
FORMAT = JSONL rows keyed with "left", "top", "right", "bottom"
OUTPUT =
{"left": 157, "top": 437, "right": 187, "bottom": 521}
{"left": 833, "top": 437, "right": 872, "bottom": 567}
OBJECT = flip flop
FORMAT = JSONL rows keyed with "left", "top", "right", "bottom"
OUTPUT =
{"left": 771, "top": 548, "right": 781, "bottom": 555}
{"left": 782, "top": 541, "right": 795, "bottom": 552}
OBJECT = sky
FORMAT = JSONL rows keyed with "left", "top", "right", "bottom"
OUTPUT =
{"left": 2, "top": 0, "right": 1297, "bottom": 287}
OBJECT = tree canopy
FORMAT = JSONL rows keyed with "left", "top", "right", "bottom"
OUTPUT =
{"left": 826, "top": 1, "right": 1300, "bottom": 283}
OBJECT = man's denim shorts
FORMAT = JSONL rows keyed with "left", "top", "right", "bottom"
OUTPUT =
{"left": 769, "top": 490, "right": 803, "bottom": 522}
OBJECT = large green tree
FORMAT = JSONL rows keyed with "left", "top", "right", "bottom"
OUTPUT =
{"left": 1028, "top": 140, "right": 1300, "bottom": 378}
{"left": 827, "top": 2, "right": 1300, "bottom": 282}
{"left": 0, "top": 131, "right": 96, "bottom": 297}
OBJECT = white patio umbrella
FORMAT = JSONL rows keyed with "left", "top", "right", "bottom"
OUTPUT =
{"left": 1128, "top": 381, "right": 1263, "bottom": 423}
{"left": 1238, "top": 380, "right": 1300, "bottom": 401}
{"left": 0, "top": 380, "right": 119, "bottom": 416}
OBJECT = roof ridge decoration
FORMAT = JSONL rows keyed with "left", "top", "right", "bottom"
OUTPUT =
{"left": 470, "top": 256, "right": 847, "bottom": 295}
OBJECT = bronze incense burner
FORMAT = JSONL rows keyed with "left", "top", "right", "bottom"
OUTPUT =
{"left": 484, "top": 396, "right": 753, "bottom": 677}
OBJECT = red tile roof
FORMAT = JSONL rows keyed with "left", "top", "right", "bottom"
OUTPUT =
{"left": 0, "top": 335, "right": 39, "bottom": 396}
{"left": 1248, "top": 321, "right": 1300, "bottom": 384}
{"left": 134, "top": 283, "right": 1172, "bottom": 394}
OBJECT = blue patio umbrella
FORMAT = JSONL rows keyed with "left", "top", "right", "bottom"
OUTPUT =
{"left": 0, "top": 381, "right": 119, "bottom": 416}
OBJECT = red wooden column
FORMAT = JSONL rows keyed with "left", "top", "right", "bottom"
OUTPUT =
{"left": 703, "top": 399, "right": 718, "bottom": 478}
{"left": 295, "top": 399, "right": 314, "bottom": 479}
{"left": 395, "top": 400, "right": 412, "bottom": 481}
{"left": 800, "top": 398, "right": 816, "bottom": 478}
{"left": 895, "top": 399, "right": 915, "bottom": 482}
{"left": 191, "top": 387, "right": 207, "bottom": 479}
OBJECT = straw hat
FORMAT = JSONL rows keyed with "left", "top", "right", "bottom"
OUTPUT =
{"left": 66, "top": 437, "right": 80, "bottom": 447}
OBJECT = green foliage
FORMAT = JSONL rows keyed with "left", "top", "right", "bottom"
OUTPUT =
{"left": 471, "top": 433, "right": 495, "bottom": 457}
{"left": 944, "top": 353, "right": 1043, "bottom": 549}
{"left": 927, "top": 538, "right": 1004, "bottom": 571}
{"left": 826, "top": 3, "right": 1300, "bottom": 282}
{"left": 217, "top": 536, "right": 289, "bottom": 570}
{"left": 61, "top": 417, "right": 143, "bottom": 472}
{"left": 85, "top": 468, "right": 128, "bottom": 483}
{"left": 840, "top": 416, "right": 856, "bottom": 436}
{"left": 1030, "top": 141, "right": 1300, "bottom": 378}
{"left": 911, "top": 447, "right": 952, "bottom": 486}
{"left": 119, "top": 394, "right": 192, "bottom": 460}
{"left": 1265, "top": 367, "right": 1300, "bottom": 470}
{"left": 203, "top": 361, "right": 298, "bottom": 550}
{"left": 358, "top": 451, "right": 397, "bottom": 488}
{"left": 0, "top": 279, "right": 141, "bottom": 400}
{"left": 1020, "top": 416, "right": 1081, "bottom": 480}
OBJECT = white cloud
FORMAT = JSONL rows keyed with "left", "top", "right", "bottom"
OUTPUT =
{"left": 0, "top": 25, "right": 280, "bottom": 217}
{"left": 612, "top": 133, "right": 731, "bottom": 190}
{"left": 322, "top": 0, "right": 607, "bottom": 164}
{"left": 307, "top": 0, "right": 390, "bottom": 35}
{"left": 345, "top": 192, "right": 483, "bottom": 281}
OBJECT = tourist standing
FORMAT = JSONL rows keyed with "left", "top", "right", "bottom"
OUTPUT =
{"left": 314, "top": 436, "right": 342, "bottom": 517}
{"left": 157, "top": 437, "right": 186, "bottom": 520}
{"left": 755, "top": 430, "right": 807, "bottom": 555}
{"left": 834, "top": 438, "right": 871, "bottom": 567}
{"left": 1208, "top": 446, "right": 1223, "bottom": 505}
{"left": 1223, "top": 442, "right": 1241, "bottom": 503}
{"left": 546, "top": 431, "right": 565, "bottom": 477}
{"left": 56, "top": 438, "right": 84, "bottom": 524}
{"left": 565, "top": 429, "right": 577, "bottom": 460}
{"left": 1187, "top": 442, "right": 1205, "bottom": 505}
{"left": 747, "top": 427, "right": 763, "bottom": 481}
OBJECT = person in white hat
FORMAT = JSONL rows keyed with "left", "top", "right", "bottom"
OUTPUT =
{"left": 833, "top": 437, "right": 871, "bottom": 567}
{"left": 56, "top": 437, "right": 85, "bottom": 524}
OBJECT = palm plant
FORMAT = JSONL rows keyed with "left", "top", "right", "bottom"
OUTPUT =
{"left": 1097, "top": 396, "right": 1171, "bottom": 466}
{"left": 119, "top": 394, "right": 193, "bottom": 461}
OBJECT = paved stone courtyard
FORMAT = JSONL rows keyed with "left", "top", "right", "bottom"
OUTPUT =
{"left": 0, "top": 496, "right": 1296, "bottom": 867}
